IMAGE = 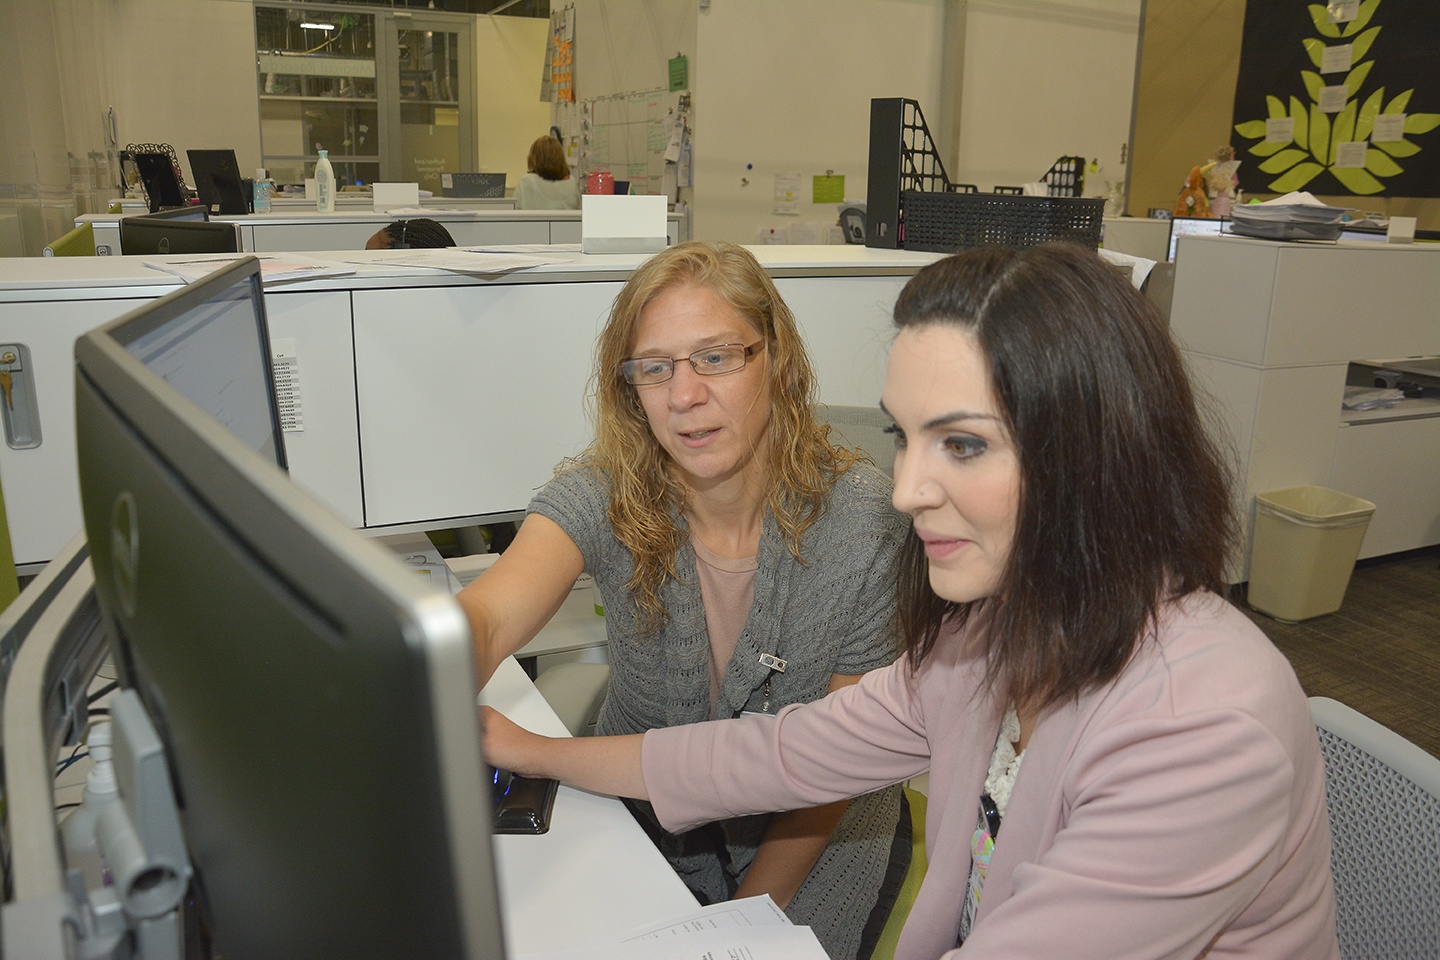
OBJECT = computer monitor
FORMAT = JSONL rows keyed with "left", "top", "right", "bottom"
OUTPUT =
{"left": 107, "top": 257, "right": 287, "bottom": 468}
{"left": 72, "top": 257, "right": 503, "bottom": 959}
{"left": 187, "top": 149, "right": 251, "bottom": 216}
{"left": 119, "top": 216, "right": 238, "bottom": 256}
{"left": 1166, "top": 216, "right": 1228, "bottom": 262}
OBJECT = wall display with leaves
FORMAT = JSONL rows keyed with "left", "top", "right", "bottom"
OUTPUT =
{"left": 1230, "top": 0, "right": 1439, "bottom": 197}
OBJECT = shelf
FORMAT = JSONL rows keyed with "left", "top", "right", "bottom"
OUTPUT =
{"left": 1341, "top": 396, "right": 1440, "bottom": 425}
{"left": 260, "top": 95, "right": 377, "bottom": 104}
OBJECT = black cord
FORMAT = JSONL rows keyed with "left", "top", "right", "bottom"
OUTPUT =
{"left": 88, "top": 680, "right": 119, "bottom": 703}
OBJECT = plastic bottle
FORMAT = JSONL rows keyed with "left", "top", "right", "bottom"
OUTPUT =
{"left": 252, "top": 167, "right": 273, "bottom": 214}
{"left": 315, "top": 149, "right": 336, "bottom": 214}
{"left": 60, "top": 720, "right": 118, "bottom": 893}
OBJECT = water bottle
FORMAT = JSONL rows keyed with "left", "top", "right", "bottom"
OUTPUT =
{"left": 60, "top": 720, "right": 119, "bottom": 893}
{"left": 315, "top": 149, "right": 336, "bottom": 213}
{"left": 252, "top": 167, "right": 273, "bottom": 214}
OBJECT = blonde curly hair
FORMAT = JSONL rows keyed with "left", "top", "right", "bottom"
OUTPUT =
{"left": 577, "top": 241, "right": 864, "bottom": 634}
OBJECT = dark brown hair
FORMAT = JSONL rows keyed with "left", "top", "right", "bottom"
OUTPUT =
{"left": 891, "top": 244, "right": 1236, "bottom": 714}
{"left": 527, "top": 136, "right": 570, "bottom": 181}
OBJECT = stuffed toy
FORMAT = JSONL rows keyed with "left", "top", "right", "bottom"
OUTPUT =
{"left": 1173, "top": 163, "right": 1212, "bottom": 218}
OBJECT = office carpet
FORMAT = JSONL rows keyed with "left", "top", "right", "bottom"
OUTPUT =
{"left": 1236, "top": 546, "right": 1440, "bottom": 761}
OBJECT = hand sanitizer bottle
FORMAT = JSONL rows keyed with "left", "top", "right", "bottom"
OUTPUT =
{"left": 316, "top": 149, "right": 336, "bottom": 213}
{"left": 252, "top": 167, "right": 272, "bottom": 214}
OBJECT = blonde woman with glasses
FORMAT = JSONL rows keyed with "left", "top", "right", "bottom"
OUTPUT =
{"left": 458, "top": 241, "right": 910, "bottom": 960}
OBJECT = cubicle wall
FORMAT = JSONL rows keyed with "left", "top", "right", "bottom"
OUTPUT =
{"left": 1169, "top": 235, "right": 1440, "bottom": 577}
{"left": 0, "top": 249, "right": 934, "bottom": 572}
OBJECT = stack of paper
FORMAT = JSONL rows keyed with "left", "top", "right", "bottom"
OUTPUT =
{"left": 1231, "top": 192, "right": 1353, "bottom": 241}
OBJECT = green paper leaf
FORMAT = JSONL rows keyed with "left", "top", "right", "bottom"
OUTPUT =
{"left": 1303, "top": 71, "right": 1323, "bottom": 103}
{"left": 1309, "top": 3, "right": 1342, "bottom": 37}
{"left": 1385, "top": 89, "right": 1413, "bottom": 114}
{"left": 1344, "top": 61, "right": 1374, "bottom": 97}
{"left": 1355, "top": 87, "right": 1385, "bottom": 142}
{"left": 1235, "top": 120, "right": 1268, "bottom": 140}
{"left": 1310, "top": 105, "right": 1332, "bottom": 165}
{"left": 1259, "top": 149, "right": 1309, "bottom": 175}
{"left": 1404, "top": 113, "right": 1440, "bottom": 135}
{"left": 1267, "top": 95, "right": 1286, "bottom": 120}
{"left": 1364, "top": 150, "right": 1403, "bottom": 177}
{"left": 1331, "top": 100, "right": 1358, "bottom": 158}
{"left": 1351, "top": 25, "right": 1381, "bottom": 63}
{"left": 1330, "top": 165, "right": 1385, "bottom": 194}
{"left": 1302, "top": 38, "right": 1326, "bottom": 70}
{"left": 1372, "top": 139, "right": 1419, "bottom": 158}
{"left": 1341, "top": 0, "right": 1381, "bottom": 37}
{"left": 1249, "top": 139, "right": 1292, "bottom": 158}
{"left": 1268, "top": 162, "right": 1324, "bottom": 193}
{"left": 1292, "top": 97, "right": 1309, "bottom": 152}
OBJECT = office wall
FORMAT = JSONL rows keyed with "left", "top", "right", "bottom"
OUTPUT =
{"left": 111, "top": 0, "right": 263, "bottom": 186}
{"left": 474, "top": 16, "right": 552, "bottom": 189}
{"left": 951, "top": 0, "right": 1141, "bottom": 197}
{"left": 567, "top": 0, "right": 1141, "bottom": 244}
{"left": 694, "top": 0, "right": 945, "bottom": 243}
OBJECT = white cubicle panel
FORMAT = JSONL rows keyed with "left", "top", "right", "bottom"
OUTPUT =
{"left": 351, "top": 281, "right": 617, "bottom": 527}
{"left": 82, "top": 211, "right": 684, "bottom": 257}
{"left": 261, "top": 290, "right": 366, "bottom": 526}
{"left": 0, "top": 293, "right": 164, "bottom": 568}
{"left": 777, "top": 276, "right": 900, "bottom": 407}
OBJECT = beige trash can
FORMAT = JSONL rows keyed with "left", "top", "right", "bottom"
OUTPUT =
{"left": 1247, "top": 486, "right": 1376, "bottom": 622}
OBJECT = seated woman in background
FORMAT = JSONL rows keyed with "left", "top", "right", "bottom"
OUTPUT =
{"left": 513, "top": 135, "right": 581, "bottom": 210}
{"left": 482, "top": 244, "right": 1341, "bottom": 959}
{"left": 365, "top": 217, "right": 456, "bottom": 250}
{"left": 458, "top": 241, "right": 910, "bottom": 960}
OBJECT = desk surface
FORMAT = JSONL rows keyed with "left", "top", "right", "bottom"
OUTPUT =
{"left": 481, "top": 657, "right": 697, "bottom": 954}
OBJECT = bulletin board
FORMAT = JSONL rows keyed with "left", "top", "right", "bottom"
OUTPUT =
{"left": 1229, "top": 0, "right": 1440, "bottom": 197}
{"left": 579, "top": 88, "right": 682, "bottom": 196}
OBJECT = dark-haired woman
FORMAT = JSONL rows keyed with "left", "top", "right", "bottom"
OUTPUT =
{"left": 481, "top": 243, "right": 1340, "bottom": 959}
{"left": 514, "top": 135, "right": 581, "bottom": 210}
{"left": 365, "top": 217, "right": 456, "bottom": 249}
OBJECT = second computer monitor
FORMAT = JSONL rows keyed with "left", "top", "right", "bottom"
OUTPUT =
{"left": 119, "top": 216, "right": 239, "bottom": 256}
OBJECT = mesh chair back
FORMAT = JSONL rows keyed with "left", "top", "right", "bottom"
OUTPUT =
{"left": 1311, "top": 697, "right": 1440, "bottom": 959}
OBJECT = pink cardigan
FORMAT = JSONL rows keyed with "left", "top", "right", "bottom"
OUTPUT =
{"left": 643, "top": 592, "right": 1339, "bottom": 959}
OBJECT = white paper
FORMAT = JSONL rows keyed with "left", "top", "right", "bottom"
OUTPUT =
{"left": 1327, "top": 0, "right": 1359, "bottom": 23}
{"left": 143, "top": 254, "right": 356, "bottom": 285}
{"left": 354, "top": 250, "right": 560, "bottom": 274}
{"left": 518, "top": 925, "right": 828, "bottom": 960}
{"left": 1334, "top": 141, "right": 1368, "bottom": 168}
{"left": 269, "top": 338, "right": 305, "bottom": 433}
{"left": 1319, "top": 85, "right": 1349, "bottom": 113}
{"left": 1321, "top": 44, "right": 1352, "bottom": 74}
{"left": 624, "top": 896, "right": 792, "bottom": 942}
{"left": 1372, "top": 113, "right": 1406, "bottom": 142}
{"left": 1266, "top": 117, "right": 1296, "bottom": 143}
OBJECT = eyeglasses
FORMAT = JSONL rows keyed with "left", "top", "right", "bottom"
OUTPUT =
{"left": 618, "top": 341, "right": 764, "bottom": 386}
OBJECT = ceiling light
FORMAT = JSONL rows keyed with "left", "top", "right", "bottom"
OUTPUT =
{"left": 300, "top": 21, "right": 335, "bottom": 30}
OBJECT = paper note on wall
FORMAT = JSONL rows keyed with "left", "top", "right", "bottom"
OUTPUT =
{"left": 270, "top": 338, "right": 304, "bottom": 433}
{"left": 773, "top": 172, "right": 801, "bottom": 216}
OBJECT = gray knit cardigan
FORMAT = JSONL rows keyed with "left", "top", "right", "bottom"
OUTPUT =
{"left": 529, "top": 461, "right": 909, "bottom": 960}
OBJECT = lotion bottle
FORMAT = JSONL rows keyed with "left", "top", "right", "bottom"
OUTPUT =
{"left": 315, "top": 149, "right": 336, "bottom": 213}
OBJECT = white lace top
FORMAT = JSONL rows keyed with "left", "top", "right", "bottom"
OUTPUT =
{"left": 959, "top": 703, "right": 1026, "bottom": 943}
